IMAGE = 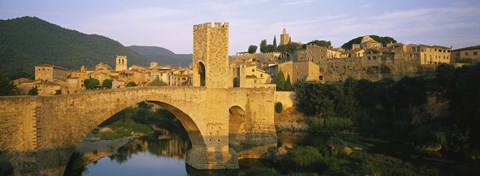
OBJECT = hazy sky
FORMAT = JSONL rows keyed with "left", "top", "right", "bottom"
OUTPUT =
{"left": 1, "top": 0, "right": 480, "bottom": 54}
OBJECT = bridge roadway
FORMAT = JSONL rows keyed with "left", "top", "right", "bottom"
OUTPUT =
{"left": 0, "top": 86, "right": 277, "bottom": 175}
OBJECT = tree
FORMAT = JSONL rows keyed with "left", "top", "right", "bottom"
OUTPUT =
{"left": 276, "top": 71, "right": 286, "bottom": 91}
{"left": 0, "top": 69, "right": 17, "bottom": 96}
{"left": 307, "top": 40, "right": 332, "bottom": 48}
{"left": 265, "top": 45, "right": 275, "bottom": 53}
{"left": 275, "top": 102, "right": 283, "bottom": 113}
{"left": 126, "top": 81, "right": 137, "bottom": 87}
{"left": 260, "top": 39, "right": 267, "bottom": 53}
{"left": 341, "top": 35, "right": 397, "bottom": 50}
{"left": 285, "top": 43, "right": 301, "bottom": 53}
{"left": 147, "top": 78, "right": 167, "bottom": 86}
{"left": 84, "top": 78, "right": 100, "bottom": 89}
{"left": 248, "top": 45, "right": 258, "bottom": 54}
{"left": 435, "top": 64, "right": 455, "bottom": 88}
{"left": 273, "top": 35, "right": 277, "bottom": 49}
{"left": 28, "top": 86, "right": 38, "bottom": 95}
{"left": 285, "top": 75, "right": 292, "bottom": 91}
{"left": 102, "top": 79, "right": 113, "bottom": 89}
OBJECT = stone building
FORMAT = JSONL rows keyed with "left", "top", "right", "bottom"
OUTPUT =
{"left": 451, "top": 45, "right": 480, "bottom": 63}
{"left": 407, "top": 44, "right": 452, "bottom": 64}
{"left": 280, "top": 28, "right": 290, "bottom": 45}
{"left": 360, "top": 35, "right": 382, "bottom": 49}
{"left": 234, "top": 64, "right": 273, "bottom": 88}
{"left": 34, "top": 64, "right": 69, "bottom": 82}
{"left": 116, "top": 55, "right": 128, "bottom": 71}
{"left": 268, "top": 60, "right": 321, "bottom": 84}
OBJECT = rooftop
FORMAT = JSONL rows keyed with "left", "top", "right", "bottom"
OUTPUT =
{"left": 453, "top": 45, "right": 480, "bottom": 51}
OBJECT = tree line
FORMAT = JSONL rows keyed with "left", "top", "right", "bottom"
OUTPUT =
{"left": 247, "top": 35, "right": 332, "bottom": 54}
{"left": 294, "top": 63, "right": 480, "bottom": 160}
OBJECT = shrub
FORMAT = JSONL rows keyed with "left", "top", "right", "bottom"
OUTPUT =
{"left": 126, "top": 81, "right": 137, "bottom": 87}
{"left": 275, "top": 102, "right": 283, "bottom": 113}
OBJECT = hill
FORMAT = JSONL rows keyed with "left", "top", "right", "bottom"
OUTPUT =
{"left": 341, "top": 35, "right": 397, "bottom": 50}
{"left": 0, "top": 16, "right": 149, "bottom": 79}
{"left": 128, "top": 45, "right": 192, "bottom": 67}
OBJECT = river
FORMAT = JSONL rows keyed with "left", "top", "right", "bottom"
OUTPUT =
{"left": 66, "top": 129, "right": 476, "bottom": 176}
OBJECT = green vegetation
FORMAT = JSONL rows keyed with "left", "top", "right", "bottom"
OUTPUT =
{"left": 260, "top": 39, "right": 268, "bottom": 53}
{"left": 147, "top": 78, "right": 167, "bottom": 86}
{"left": 102, "top": 79, "right": 113, "bottom": 89}
{"left": 0, "top": 69, "right": 17, "bottom": 96}
{"left": 128, "top": 45, "right": 192, "bottom": 67}
{"left": 27, "top": 86, "right": 38, "bottom": 95}
{"left": 84, "top": 78, "right": 99, "bottom": 89}
{"left": 0, "top": 16, "right": 147, "bottom": 80}
{"left": 247, "top": 136, "right": 439, "bottom": 176}
{"left": 126, "top": 81, "right": 137, "bottom": 87}
{"left": 306, "top": 40, "right": 332, "bottom": 48}
{"left": 248, "top": 45, "right": 258, "bottom": 54}
{"left": 341, "top": 35, "right": 397, "bottom": 50}
{"left": 94, "top": 102, "right": 187, "bottom": 140}
{"left": 295, "top": 63, "right": 480, "bottom": 164}
{"left": 275, "top": 102, "right": 283, "bottom": 113}
{"left": 275, "top": 71, "right": 292, "bottom": 91}
{"left": 276, "top": 71, "right": 286, "bottom": 91}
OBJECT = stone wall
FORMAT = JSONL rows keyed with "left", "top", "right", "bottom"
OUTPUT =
{"left": 0, "top": 86, "right": 276, "bottom": 175}
{"left": 275, "top": 91, "right": 295, "bottom": 109}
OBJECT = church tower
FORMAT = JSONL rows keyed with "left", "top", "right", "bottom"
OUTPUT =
{"left": 280, "top": 28, "right": 290, "bottom": 46}
{"left": 116, "top": 55, "right": 128, "bottom": 71}
{"left": 192, "top": 22, "right": 230, "bottom": 88}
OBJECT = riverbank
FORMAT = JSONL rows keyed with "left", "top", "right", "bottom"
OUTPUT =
{"left": 274, "top": 107, "right": 309, "bottom": 132}
{"left": 75, "top": 129, "right": 137, "bottom": 163}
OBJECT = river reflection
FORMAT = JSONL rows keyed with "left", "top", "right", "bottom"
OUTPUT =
{"left": 81, "top": 135, "right": 189, "bottom": 176}
{"left": 72, "top": 132, "right": 324, "bottom": 176}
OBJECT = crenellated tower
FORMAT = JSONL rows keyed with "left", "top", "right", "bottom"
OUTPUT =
{"left": 193, "top": 22, "right": 230, "bottom": 88}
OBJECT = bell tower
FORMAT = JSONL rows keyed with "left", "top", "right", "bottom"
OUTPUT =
{"left": 192, "top": 22, "right": 230, "bottom": 88}
{"left": 116, "top": 55, "right": 128, "bottom": 71}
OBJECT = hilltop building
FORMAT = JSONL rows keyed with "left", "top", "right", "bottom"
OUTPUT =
{"left": 280, "top": 28, "right": 290, "bottom": 46}
{"left": 451, "top": 45, "right": 480, "bottom": 63}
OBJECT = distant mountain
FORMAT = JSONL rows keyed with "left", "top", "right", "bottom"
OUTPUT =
{"left": 128, "top": 45, "right": 192, "bottom": 67}
{"left": 0, "top": 16, "right": 150, "bottom": 79}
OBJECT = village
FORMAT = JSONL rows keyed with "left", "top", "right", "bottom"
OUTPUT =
{"left": 12, "top": 28, "right": 480, "bottom": 96}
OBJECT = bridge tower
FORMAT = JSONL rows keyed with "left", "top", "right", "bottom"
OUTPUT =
{"left": 193, "top": 22, "right": 230, "bottom": 88}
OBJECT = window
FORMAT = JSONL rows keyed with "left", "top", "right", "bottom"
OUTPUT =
{"left": 474, "top": 52, "right": 478, "bottom": 56}
{"left": 465, "top": 52, "right": 469, "bottom": 56}
{"left": 260, "top": 74, "right": 263, "bottom": 77}
{"left": 252, "top": 69, "right": 255, "bottom": 72}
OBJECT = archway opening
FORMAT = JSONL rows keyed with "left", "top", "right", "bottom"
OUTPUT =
{"left": 197, "top": 62, "right": 206, "bottom": 87}
{"left": 228, "top": 106, "right": 246, "bottom": 151}
{"left": 64, "top": 101, "right": 205, "bottom": 175}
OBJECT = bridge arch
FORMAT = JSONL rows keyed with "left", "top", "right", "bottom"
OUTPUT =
{"left": 228, "top": 106, "right": 246, "bottom": 151}
{"left": 64, "top": 97, "right": 207, "bottom": 175}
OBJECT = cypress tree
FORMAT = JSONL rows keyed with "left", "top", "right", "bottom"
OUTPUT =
{"left": 276, "top": 71, "right": 286, "bottom": 91}
{"left": 273, "top": 35, "right": 277, "bottom": 50}
{"left": 285, "top": 75, "right": 292, "bottom": 91}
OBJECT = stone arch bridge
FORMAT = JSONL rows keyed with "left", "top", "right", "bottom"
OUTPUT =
{"left": 0, "top": 86, "right": 276, "bottom": 175}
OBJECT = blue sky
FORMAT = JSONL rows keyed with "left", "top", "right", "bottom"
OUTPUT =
{"left": 1, "top": 0, "right": 480, "bottom": 54}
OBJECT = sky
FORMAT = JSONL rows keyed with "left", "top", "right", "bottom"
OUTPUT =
{"left": 1, "top": 0, "right": 480, "bottom": 54}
